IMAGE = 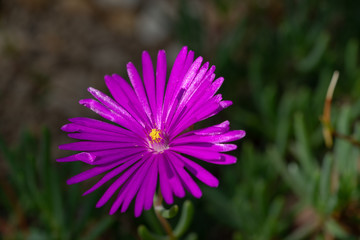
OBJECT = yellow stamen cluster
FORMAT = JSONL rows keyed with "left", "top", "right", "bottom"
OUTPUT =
{"left": 149, "top": 129, "right": 162, "bottom": 143}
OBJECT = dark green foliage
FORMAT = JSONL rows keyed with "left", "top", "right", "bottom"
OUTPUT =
{"left": 0, "top": 129, "right": 116, "bottom": 239}
{"left": 2, "top": 0, "right": 360, "bottom": 239}
{"left": 174, "top": 0, "right": 360, "bottom": 239}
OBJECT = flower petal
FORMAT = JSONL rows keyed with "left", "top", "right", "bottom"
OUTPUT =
{"left": 164, "top": 56, "right": 203, "bottom": 125}
{"left": 173, "top": 130, "right": 246, "bottom": 145}
{"left": 170, "top": 146, "right": 237, "bottom": 165}
{"left": 88, "top": 148, "right": 146, "bottom": 165}
{"left": 83, "top": 154, "right": 142, "bottom": 195}
{"left": 105, "top": 74, "right": 151, "bottom": 127}
{"left": 87, "top": 87, "right": 145, "bottom": 133}
{"left": 167, "top": 151, "right": 202, "bottom": 198}
{"left": 158, "top": 154, "right": 174, "bottom": 204}
{"left": 66, "top": 132, "right": 139, "bottom": 142}
{"left": 191, "top": 120, "right": 230, "bottom": 136}
{"left": 96, "top": 158, "right": 145, "bottom": 208}
{"left": 144, "top": 159, "right": 159, "bottom": 210}
{"left": 142, "top": 51, "right": 156, "bottom": 117}
{"left": 162, "top": 47, "right": 188, "bottom": 121}
{"left": 127, "top": 62, "right": 153, "bottom": 125}
{"left": 134, "top": 157, "right": 158, "bottom": 217}
{"left": 108, "top": 154, "right": 153, "bottom": 214}
{"left": 155, "top": 50, "right": 167, "bottom": 129}
{"left": 175, "top": 153, "right": 219, "bottom": 187}
{"left": 66, "top": 161, "right": 121, "bottom": 184}
{"left": 59, "top": 141, "right": 140, "bottom": 151}
{"left": 67, "top": 117, "right": 133, "bottom": 136}
{"left": 163, "top": 153, "right": 186, "bottom": 198}
{"left": 56, "top": 152, "right": 96, "bottom": 164}
{"left": 120, "top": 155, "right": 154, "bottom": 213}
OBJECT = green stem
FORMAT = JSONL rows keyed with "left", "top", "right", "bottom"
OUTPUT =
{"left": 154, "top": 190, "right": 176, "bottom": 240}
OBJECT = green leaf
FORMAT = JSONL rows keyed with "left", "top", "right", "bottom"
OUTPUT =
{"left": 269, "top": 147, "right": 306, "bottom": 197}
{"left": 344, "top": 39, "right": 358, "bottom": 78}
{"left": 334, "top": 105, "right": 352, "bottom": 173}
{"left": 38, "top": 128, "right": 51, "bottom": 206}
{"left": 143, "top": 209, "right": 164, "bottom": 235}
{"left": 215, "top": 20, "right": 245, "bottom": 72}
{"left": 174, "top": 200, "right": 194, "bottom": 238}
{"left": 324, "top": 218, "right": 349, "bottom": 238}
{"left": 287, "top": 162, "right": 308, "bottom": 198}
{"left": 297, "top": 32, "right": 330, "bottom": 72}
{"left": 204, "top": 188, "right": 241, "bottom": 229}
{"left": 138, "top": 225, "right": 166, "bottom": 240}
{"left": 261, "top": 198, "right": 284, "bottom": 238}
{"left": 160, "top": 204, "right": 179, "bottom": 219}
{"left": 293, "top": 112, "right": 316, "bottom": 178}
{"left": 276, "top": 92, "right": 294, "bottom": 156}
{"left": 183, "top": 232, "right": 198, "bottom": 240}
{"left": 284, "top": 222, "right": 318, "bottom": 240}
{"left": 72, "top": 192, "right": 100, "bottom": 237}
{"left": 318, "top": 153, "right": 333, "bottom": 214}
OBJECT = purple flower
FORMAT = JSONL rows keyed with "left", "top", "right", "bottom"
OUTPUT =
{"left": 57, "top": 46, "right": 245, "bottom": 217}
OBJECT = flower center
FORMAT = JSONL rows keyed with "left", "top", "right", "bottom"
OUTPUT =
{"left": 149, "top": 128, "right": 162, "bottom": 143}
{"left": 148, "top": 128, "right": 168, "bottom": 153}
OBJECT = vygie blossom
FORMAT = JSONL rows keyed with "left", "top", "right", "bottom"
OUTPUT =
{"left": 57, "top": 47, "right": 245, "bottom": 216}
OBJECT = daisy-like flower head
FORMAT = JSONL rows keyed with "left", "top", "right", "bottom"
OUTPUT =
{"left": 57, "top": 46, "right": 245, "bottom": 217}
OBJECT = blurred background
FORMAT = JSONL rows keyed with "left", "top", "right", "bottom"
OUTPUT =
{"left": 2, "top": 0, "right": 360, "bottom": 239}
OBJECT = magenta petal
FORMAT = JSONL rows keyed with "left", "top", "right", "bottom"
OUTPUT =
{"left": 96, "top": 159, "right": 145, "bottom": 208}
{"left": 162, "top": 47, "right": 188, "bottom": 120}
{"left": 88, "top": 87, "right": 134, "bottom": 121}
{"left": 108, "top": 183, "right": 128, "bottom": 214}
{"left": 67, "top": 133, "right": 139, "bottom": 142}
{"left": 61, "top": 123, "right": 115, "bottom": 135}
{"left": 174, "top": 62, "right": 210, "bottom": 114}
{"left": 134, "top": 178, "right": 147, "bottom": 217}
{"left": 192, "top": 121, "right": 230, "bottom": 135}
{"left": 79, "top": 99, "right": 117, "bottom": 123}
{"left": 127, "top": 62, "right": 153, "bottom": 124}
{"left": 170, "top": 145, "right": 221, "bottom": 161}
{"left": 158, "top": 154, "right": 174, "bottom": 204}
{"left": 67, "top": 117, "right": 134, "bottom": 136}
{"left": 218, "top": 153, "right": 237, "bottom": 165}
{"left": 144, "top": 158, "right": 159, "bottom": 210}
{"left": 83, "top": 154, "right": 142, "bottom": 195}
{"left": 120, "top": 156, "right": 154, "bottom": 213}
{"left": 163, "top": 153, "right": 186, "bottom": 198}
{"left": 123, "top": 157, "right": 155, "bottom": 216}
{"left": 59, "top": 141, "right": 139, "bottom": 151}
{"left": 164, "top": 56, "right": 203, "bottom": 125}
{"left": 170, "top": 146, "right": 237, "bottom": 165}
{"left": 179, "top": 50, "right": 195, "bottom": 80}
{"left": 134, "top": 158, "right": 158, "bottom": 216}
{"left": 172, "top": 152, "right": 219, "bottom": 187}
{"left": 155, "top": 50, "right": 167, "bottom": 129}
{"left": 56, "top": 152, "right": 96, "bottom": 164}
{"left": 87, "top": 87, "right": 145, "bottom": 133}
{"left": 167, "top": 74, "right": 216, "bottom": 135}
{"left": 109, "top": 154, "right": 153, "bottom": 214}
{"left": 171, "top": 142, "right": 237, "bottom": 152}
{"left": 168, "top": 151, "right": 202, "bottom": 198}
{"left": 66, "top": 161, "right": 121, "bottom": 184}
{"left": 89, "top": 148, "right": 146, "bottom": 165}
{"left": 220, "top": 100, "right": 233, "bottom": 109}
{"left": 173, "top": 130, "right": 246, "bottom": 145}
{"left": 105, "top": 74, "right": 151, "bottom": 127}
{"left": 142, "top": 51, "right": 156, "bottom": 116}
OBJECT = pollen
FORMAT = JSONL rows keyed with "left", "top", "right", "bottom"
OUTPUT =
{"left": 149, "top": 129, "right": 162, "bottom": 143}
